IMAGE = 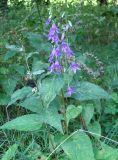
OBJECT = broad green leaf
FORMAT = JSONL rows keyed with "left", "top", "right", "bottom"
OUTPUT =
{"left": 0, "top": 78, "right": 17, "bottom": 95}
{"left": 87, "top": 121, "right": 101, "bottom": 137}
{"left": 62, "top": 132, "right": 95, "bottom": 160}
{"left": 0, "top": 114, "right": 42, "bottom": 131}
{"left": 72, "top": 82, "right": 109, "bottom": 101}
{"left": 2, "top": 144, "right": 18, "bottom": 160}
{"left": 64, "top": 71, "right": 74, "bottom": 84}
{"left": 1, "top": 106, "right": 63, "bottom": 133}
{"left": 3, "top": 50, "right": 17, "bottom": 61}
{"left": 95, "top": 143, "right": 118, "bottom": 160}
{"left": 82, "top": 104, "right": 94, "bottom": 125}
{"left": 66, "top": 105, "right": 82, "bottom": 125}
{"left": 31, "top": 59, "right": 47, "bottom": 75}
{"left": 27, "top": 32, "right": 51, "bottom": 52}
{"left": 38, "top": 105, "right": 63, "bottom": 133}
{"left": 39, "top": 75, "right": 64, "bottom": 107}
{"left": 10, "top": 64, "right": 25, "bottom": 75}
{"left": 0, "top": 94, "right": 10, "bottom": 105}
{"left": 20, "top": 96, "right": 43, "bottom": 113}
{"left": 8, "top": 87, "right": 33, "bottom": 106}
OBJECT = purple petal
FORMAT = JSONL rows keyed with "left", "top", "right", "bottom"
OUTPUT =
{"left": 61, "top": 41, "right": 74, "bottom": 56}
{"left": 70, "top": 62, "right": 80, "bottom": 73}
{"left": 49, "top": 61, "right": 61, "bottom": 73}
{"left": 67, "top": 86, "right": 75, "bottom": 96}
{"left": 45, "top": 17, "right": 51, "bottom": 26}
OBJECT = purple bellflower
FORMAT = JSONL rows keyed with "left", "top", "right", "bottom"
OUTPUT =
{"left": 49, "top": 60, "right": 61, "bottom": 73}
{"left": 70, "top": 62, "right": 80, "bottom": 73}
{"left": 48, "top": 24, "right": 59, "bottom": 44}
{"left": 45, "top": 17, "right": 51, "bottom": 26}
{"left": 49, "top": 47, "right": 61, "bottom": 63}
{"left": 61, "top": 41, "right": 74, "bottom": 57}
{"left": 67, "top": 86, "right": 75, "bottom": 96}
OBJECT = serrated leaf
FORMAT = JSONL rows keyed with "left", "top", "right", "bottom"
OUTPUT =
{"left": 66, "top": 105, "right": 82, "bottom": 125}
{"left": 0, "top": 106, "right": 63, "bottom": 133}
{"left": 72, "top": 82, "right": 109, "bottom": 101}
{"left": 20, "top": 96, "right": 43, "bottom": 113}
{"left": 2, "top": 144, "right": 18, "bottom": 160}
{"left": 62, "top": 132, "right": 95, "bottom": 160}
{"left": 39, "top": 75, "right": 64, "bottom": 107}
{"left": 8, "top": 87, "right": 33, "bottom": 106}
{"left": 0, "top": 114, "right": 42, "bottom": 131}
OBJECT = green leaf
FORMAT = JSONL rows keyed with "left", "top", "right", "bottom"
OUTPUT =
{"left": 20, "top": 96, "right": 43, "bottom": 113}
{"left": 31, "top": 60, "right": 47, "bottom": 75}
{"left": 4, "top": 50, "right": 17, "bottom": 61}
{"left": 0, "top": 94, "right": 10, "bottom": 105}
{"left": 27, "top": 33, "right": 42, "bottom": 50}
{"left": 8, "top": 87, "right": 33, "bottom": 106}
{"left": 0, "top": 78, "right": 17, "bottom": 95}
{"left": 95, "top": 143, "right": 118, "bottom": 160}
{"left": 10, "top": 64, "right": 25, "bottom": 75}
{"left": 44, "top": 106, "right": 63, "bottom": 133}
{"left": 82, "top": 104, "right": 94, "bottom": 125}
{"left": 87, "top": 121, "right": 101, "bottom": 137}
{"left": 39, "top": 75, "right": 64, "bottom": 107}
{"left": 66, "top": 105, "right": 82, "bottom": 125}
{"left": 62, "top": 132, "right": 95, "bottom": 160}
{"left": 0, "top": 114, "right": 42, "bottom": 131}
{"left": 2, "top": 144, "right": 18, "bottom": 160}
{"left": 32, "top": 59, "right": 48, "bottom": 71}
{"left": 72, "top": 82, "right": 109, "bottom": 101}
{"left": 27, "top": 32, "right": 51, "bottom": 52}
{"left": 0, "top": 106, "right": 63, "bottom": 133}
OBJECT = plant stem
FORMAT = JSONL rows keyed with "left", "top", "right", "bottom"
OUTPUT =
{"left": 61, "top": 90, "right": 68, "bottom": 134}
{"left": 80, "top": 114, "right": 92, "bottom": 138}
{"left": 48, "top": 130, "right": 58, "bottom": 160}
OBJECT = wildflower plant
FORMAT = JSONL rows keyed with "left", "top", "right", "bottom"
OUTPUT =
{"left": 0, "top": 12, "right": 111, "bottom": 160}
{"left": 47, "top": 18, "right": 80, "bottom": 97}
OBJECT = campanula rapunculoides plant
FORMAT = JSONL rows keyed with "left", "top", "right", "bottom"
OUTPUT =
{"left": 47, "top": 19, "right": 80, "bottom": 96}
{"left": 0, "top": 10, "right": 112, "bottom": 160}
